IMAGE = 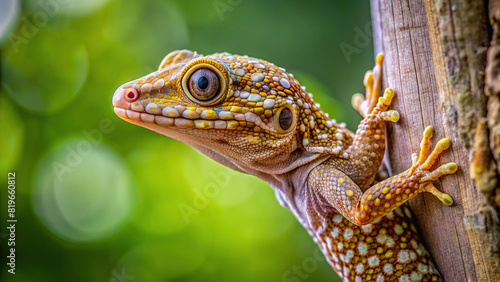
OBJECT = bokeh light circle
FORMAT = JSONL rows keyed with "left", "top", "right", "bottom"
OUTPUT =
{"left": 2, "top": 26, "right": 88, "bottom": 115}
{"left": 0, "top": 96, "right": 25, "bottom": 174}
{"left": 33, "top": 138, "right": 136, "bottom": 243}
{"left": 0, "top": 0, "right": 20, "bottom": 41}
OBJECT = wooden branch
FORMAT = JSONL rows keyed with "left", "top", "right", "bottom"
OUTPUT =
{"left": 371, "top": 0, "right": 500, "bottom": 281}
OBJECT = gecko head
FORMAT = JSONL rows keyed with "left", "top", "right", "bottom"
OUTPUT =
{"left": 112, "top": 50, "right": 352, "bottom": 174}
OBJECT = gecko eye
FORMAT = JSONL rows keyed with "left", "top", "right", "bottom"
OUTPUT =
{"left": 180, "top": 59, "right": 229, "bottom": 106}
{"left": 188, "top": 68, "right": 220, "bottom": 101}
{"left": 274, "top": 106, "right": 296, "bottom": 133}
{"left": 279, "top": 108, "right": 293, "bottom": 130}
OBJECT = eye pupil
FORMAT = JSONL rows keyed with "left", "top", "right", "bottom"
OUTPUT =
{"left": 188, "top": 68, "right": 220, "bottom": 102}
{"left": 198, "top": 76, "right": 209, "bottom": 89}
{"left": 279, "top": 108, "right": 293, "bottom": 131}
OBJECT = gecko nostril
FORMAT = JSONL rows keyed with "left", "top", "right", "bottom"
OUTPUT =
{"left": 124, "top": 89, "right": 139, "bottom": 102}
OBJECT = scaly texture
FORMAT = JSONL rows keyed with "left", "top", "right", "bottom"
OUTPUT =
{"left": 112, "top": 50, "right": 457, "bottom": 281}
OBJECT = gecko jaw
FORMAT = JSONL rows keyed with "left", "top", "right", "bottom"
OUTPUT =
{"left": 113, "top": 86, "right": 273, "bottom": 131}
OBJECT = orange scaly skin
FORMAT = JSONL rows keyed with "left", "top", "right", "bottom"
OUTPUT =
{"left": 112, "top": 50, "right": 457, "bottom": 281}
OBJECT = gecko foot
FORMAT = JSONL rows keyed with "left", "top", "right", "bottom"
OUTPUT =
{"left": 352, "top": 53, "right": 384, "bottom": 118}
{"left": 370, "top": 87, "right": 400, "bottom": 122}
{"left": 409, "top": 126, "right": 458, "bottom": 205}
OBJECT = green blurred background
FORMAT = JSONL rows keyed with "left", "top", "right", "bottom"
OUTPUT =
{"left": 0, "top": 0, "right": 374, "bottom": 281}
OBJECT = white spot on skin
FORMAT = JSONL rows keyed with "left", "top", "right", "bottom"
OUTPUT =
{"left": 404, "top": 206, "right": 412, "bottom": 218}
{"left": 411, "top": 240, "right": 419, "bottom": 250}
{"left": 385, "top": 237, "right": 395, "bottom": 247}
{"left": 429, "top": 263, "right": 438, "bottom": 274}
{"left": 361, "top": 224, "right": 373, "bottom": 234}
{"left": 376, "top": 234, "right": 387, "bottom": 244}
{"left": 358, "top": 243, "right": 368, "bottom": 255}
{"left": 343, "top": 266, "right": 349, "bottom": 277}
{"left": 250, "top": 72, "right": 264, "bottom": 82}
{"left": 377, "top": 274, "right": 384, "bottom": 282}
{"left": 335, "top": 133, "right": 343, "bottom": 140}
{"left": 417, "top": 244, "right": 427, "bottom": 256}
{"left": 303, "top": 139, "right": 309, "bottom": 146}
{"left": 333, "top": 214, "right": 343, "bottom": 223}
{"left": 418, "top": 263, "right": 428, "bottom": 273}
{"left": 280, "top": 78, "right": 291, "bottom": 88}
{"left": 319, "top": 241, "right": 327, "bottom": 253}
{"left": 398, "top": 250, "right": 410, "bottom": 263}
{"left": 344, "top": 228, "right": 353, "bottom": 240}
{"left": 344, "top": 250, "right": 354, "bottom": 263}
{"left": 411, "top": 272, "right": 422, "bottom": 281}
{"left": 331, "top": 227, "right": 339, "bottom": 238}
{"left": 326, "top": 120, "right": 333, "bottom": 127}
{"left": 248, "top": 93, "right": 261, "bottom": 102}
{"left": 386, "top": 211, "right": 394, "bottom": 220}
{"left": 368, "top": 255, "right": 380, "bottom": 267}
{"left": 337, "top": 242, "right": 343, "bottom": 250}
{"left": 262, "top": 99, "right": 275, "bottom": 109}
{"left": 235, "top": 69, "right": 245, "bottom": 76}
{"left": 356, "top": 263, "right": 364, "bottom": 274}
{"left": 384, "top": 264, "right": 393, "bottom": 274}
{"left": 394, "top": 224, "right": 404, "bottom": 235}
{"left": 355, "top": 276, "right": 362, "bottom": 282}
{"left": 335, "top": 263, "right": 341, "bottom": 274}
{"left": 325, "top": 237, "right": 333, "bottom": 250}
{"left": 399, "top": 275, "right": 410, "bottom": 282}
{"left": 332, "top": 253, "right": 339, "bottom": 262}
{"left": 395, "top": 207, "right": 404, "bottom": 217}
{"left": 254, "top": 63, "right": 266, "bottom": 69}
{"left": 410, "top": 251, "right": 417, "bottom": 260}
{"left": 239, "top": 91, "right": 250, "bottom": 99}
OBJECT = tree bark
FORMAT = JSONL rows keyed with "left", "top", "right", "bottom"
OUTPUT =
{"left": 370, "top": 0, "right": 500, "bottom": 281}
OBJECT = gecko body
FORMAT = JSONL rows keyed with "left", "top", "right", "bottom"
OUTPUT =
{"left": 112, "top": 50, "right": 456, "bottom": 281}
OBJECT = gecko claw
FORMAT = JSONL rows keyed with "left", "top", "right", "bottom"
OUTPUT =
{"left": 422, "top": 183, "right": 454, "bottom": 206}
{"left": 381, "top": 110, "right": 399, "bottom": 122}
{"left": 407, "top": 126, "right": 457, "bottom": 204}
{"left": 352, "top": 53, "right": 384, "bottom": 118}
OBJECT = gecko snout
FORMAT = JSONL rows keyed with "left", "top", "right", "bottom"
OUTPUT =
{"left": 112, "top": 87, "right": 137, "bottom": 110}
{"left": 123, "top": 88, "right": 139, "bottom": 102}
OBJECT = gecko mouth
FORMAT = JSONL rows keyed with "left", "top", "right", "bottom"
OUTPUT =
{"left": 112, "top": 87, "right": 271, "bottom": 131}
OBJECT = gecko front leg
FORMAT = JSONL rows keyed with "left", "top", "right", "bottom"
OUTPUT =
{"left": 338, "top": 54, "right": 400, "bottom": 189}
{"left": 310, "top": 124, "right": 457, "bottom": 225}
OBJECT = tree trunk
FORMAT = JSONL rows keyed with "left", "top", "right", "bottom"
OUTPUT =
{"left": 370, "top": 0, "right": 500, "bottom": 281}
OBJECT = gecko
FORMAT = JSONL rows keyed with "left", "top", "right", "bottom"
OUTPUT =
{"left": 112, "top": 50, "right": 457, "bottom": 281}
